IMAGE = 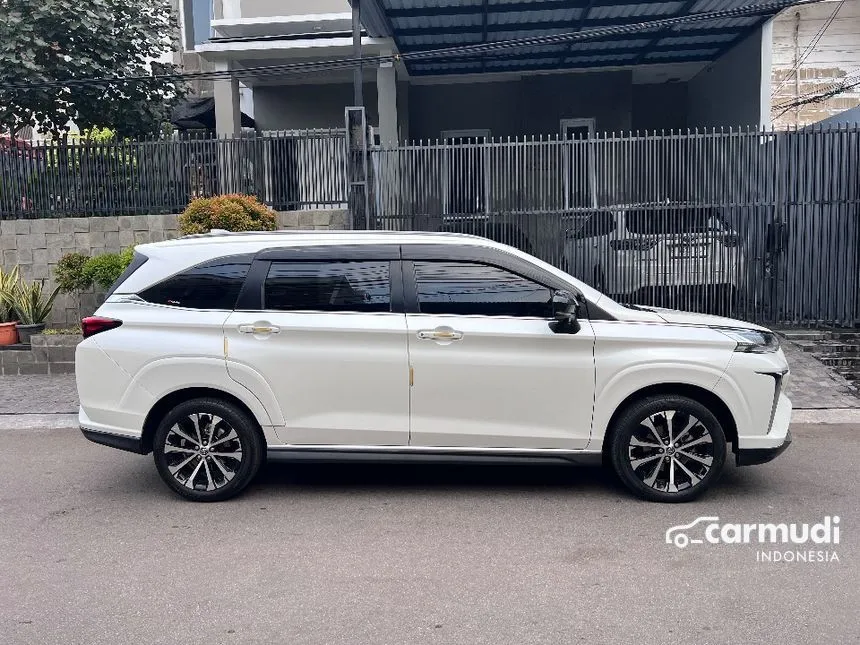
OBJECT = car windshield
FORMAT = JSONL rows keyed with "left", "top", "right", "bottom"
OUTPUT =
{"left": 624, "top": 207, "right": 728, "bottom": 235}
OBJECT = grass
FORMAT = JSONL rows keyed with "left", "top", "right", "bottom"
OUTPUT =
{"left": 43, "top": 327, "right": 82, "bottom": 336}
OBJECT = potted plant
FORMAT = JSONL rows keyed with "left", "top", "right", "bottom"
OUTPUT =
{"left": 0, "top": 266, "right": 21, "bottom": 346}
{"left": 13, "top": 279, "right": 61, "bottom": 345}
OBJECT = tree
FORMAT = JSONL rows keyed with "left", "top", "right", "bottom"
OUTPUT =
{"left": 0, "top": 0, "right": 186, "bottom": 137}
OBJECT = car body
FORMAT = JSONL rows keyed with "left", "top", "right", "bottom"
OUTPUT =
{"left": 564, "top": 204, "right": 745, "bottom": 302}
{"left": 76, "top": 230, "right": 791, "bottom": 502}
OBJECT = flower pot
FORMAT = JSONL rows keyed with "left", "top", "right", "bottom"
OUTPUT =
{"left": 16, "top": 322, "right": 46, "bottom": 346}
{"left": 0, "top": 321, "right": 19, "bottom": 346}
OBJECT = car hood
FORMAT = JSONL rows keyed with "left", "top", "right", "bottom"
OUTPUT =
{"left": 645, "top": 306, "right": 768, "bottom": 331}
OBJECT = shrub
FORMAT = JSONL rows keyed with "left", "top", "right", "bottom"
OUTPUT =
{"left": 84, "top": 250, "right": 133, "bottom": 289}
{"left": 178, "top": 194, "right": 277, "bottom": 236}
{"left": 55, "top": 253, "right": 91, "bottom": 295}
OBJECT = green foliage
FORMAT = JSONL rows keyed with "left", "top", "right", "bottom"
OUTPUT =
{"left": 179, "top": 195, "right": 279, "bottom": 236}
{"left": 43, "top": 326, "right": 82, "bottom": 335}
{"left": 0, "top": 265, "right": 21, "bottom": 323}
{"left": 83, "top": 250, "right": 132, "bottom": 289}
{"left": 0, "top": 0, "right": 187, "bottom": 137}
{"left": 55, "top": 252, "right": 91, "bottom": 295}
{"left": 12, "top": 279, "right": 61, "bottom": 325}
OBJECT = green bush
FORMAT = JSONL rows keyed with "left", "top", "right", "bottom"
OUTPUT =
{"left": 55, "top": 252, "right": 90, "bottom": 295}
{"left": 84, "top": 250, "right": 133, "bottom": 289}
{"left": 178, "top": 194, "right": 277, "bottom": 236}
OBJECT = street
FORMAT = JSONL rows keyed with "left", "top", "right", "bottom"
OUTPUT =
{"left": 1, "top": 423, "right": 857, "bottom": 645}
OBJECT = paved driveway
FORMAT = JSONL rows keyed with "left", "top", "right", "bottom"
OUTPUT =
{"left": 1, "top": 424, "right": 856, "bottom": 645}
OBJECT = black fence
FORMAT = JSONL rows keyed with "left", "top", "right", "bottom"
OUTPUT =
{"left": 0, "top": 130, "right": 347, "bottom": 219}
{"left": 370, "top": 127, "right": 860, "bottom": 327}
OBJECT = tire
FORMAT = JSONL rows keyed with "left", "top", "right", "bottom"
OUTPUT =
{"left": 609, "top": 395, "right": 727, "bottom": 503}
{"left": 153, "top": 398, "right": 265, "bottom": 502}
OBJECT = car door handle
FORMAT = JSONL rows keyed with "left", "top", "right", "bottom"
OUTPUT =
{"left": 238, "top": 324, "right": 281, "bottom": 335}
{"left": 417, "top": 328, "right": 464, "bottom": 341}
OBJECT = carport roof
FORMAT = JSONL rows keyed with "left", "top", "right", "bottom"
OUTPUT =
{"left": 356, "top": 0, "right": 814, "bottom": 77}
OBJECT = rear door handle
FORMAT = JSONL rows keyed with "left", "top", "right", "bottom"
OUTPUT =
{"left": 238, "top": 324, "right": 281, "bottom": 335}
{"left": 417, "top": 328, "right": 464, "bottom": 342}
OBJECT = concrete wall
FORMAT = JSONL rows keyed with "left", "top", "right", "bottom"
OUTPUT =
{"left": 772, "top": 0, "right": 860, "bottom": 128}
{"left": 254, "top": 83, "right": 379, "bottom": 131}
{"left": 632, "top": 83, "right": 688, "bottom": 131}
{"left": 0, "top": 210, "right": 348, "bottom": 327}
{"left": 239, "top": 0, "right": 349, "bottom": 18}
{"left": 688, "top": 24, "right": 772, "bottom": 129}
{"left": 408, "top": 71, "right": 633, "bottom": 140}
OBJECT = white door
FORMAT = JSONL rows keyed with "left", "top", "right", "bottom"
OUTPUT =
{"left": 405, "top": 260, "right": 595, "bottom": 449}
{"left": 225, "top": 259, "right": 409, "bottom": 446}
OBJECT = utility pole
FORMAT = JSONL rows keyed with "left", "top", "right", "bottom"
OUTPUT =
{"left": 347, "top": 0, "right": 368, "bottom": 230}
{"left": 352, "top": 0, "right": 363, "bottom": 107}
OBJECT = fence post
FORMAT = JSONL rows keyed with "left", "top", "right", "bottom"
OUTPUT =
{"left": 346, "top": 106, "right": 369, "bottom": 230}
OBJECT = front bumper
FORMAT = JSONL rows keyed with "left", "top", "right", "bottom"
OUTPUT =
{"left": 736, "top": 428, "right": 792, "bottom": 466}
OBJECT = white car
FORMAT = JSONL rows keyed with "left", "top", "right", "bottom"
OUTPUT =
{"left": 76, "top": 230, "right": 791, "bottom": 503}
{"left": 564, "top": 205, "right": 744, "bottom": 304}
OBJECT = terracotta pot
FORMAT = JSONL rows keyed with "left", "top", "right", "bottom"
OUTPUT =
{"left": 0, "top": 321, "right": 19, "bottom": 346}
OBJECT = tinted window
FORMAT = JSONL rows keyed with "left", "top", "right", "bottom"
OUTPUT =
{"left": 625, "top": 208, "right": 728, "bottom": 235}
{"left": 572, "top": 212, "right": 615, "bottom": 239}
{"left": 140, "top": 261, "right": 250, "bottom": 310}
{"left": 265, "top": 261, "right": 390, "bottom": 312}
{"left": 414, "top": 261, "right": 552, "bottom": 317}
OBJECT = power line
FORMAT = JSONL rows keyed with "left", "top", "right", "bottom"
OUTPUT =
{"left": 772, "top": 68, "right": 860, "bottom": 118}
{"left": 771, "top": 0, "right": 844, "bottom": 97}
{"left": 1, "top": 0, "right": 822, "bottom": 92}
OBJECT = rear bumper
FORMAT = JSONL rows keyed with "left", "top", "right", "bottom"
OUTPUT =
{"left": 81, "top": 426, "right": 147, "bottom": 454}
{"left": 736, "top": 429, "right": 792, "bottom": 466}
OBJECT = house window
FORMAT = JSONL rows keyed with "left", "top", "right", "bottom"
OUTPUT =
{"left": 181, "top": 0, "right": 213, "bottom": 50}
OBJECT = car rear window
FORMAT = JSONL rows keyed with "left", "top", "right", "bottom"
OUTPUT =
{"left": 625, "top": 208, "right": 728, "bottom": 235}
{"left": 139, "top": 260, "right": 251, "bottom": 310}
{"left": 106, "top": 251, "right": 149, "bottom": 297}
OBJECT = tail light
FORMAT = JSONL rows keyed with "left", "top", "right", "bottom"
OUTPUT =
{"left": 722, "top": 234, "right": 740, "bottom": 248}
{"left": 610, "top": 238, "right": 658, "bottom": 252}
{"left": 81, "top": 316, "right": 123, "bottom": 339}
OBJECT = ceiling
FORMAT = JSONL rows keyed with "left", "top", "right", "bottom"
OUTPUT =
{"left": 356, "top": 0, "right": 812, "bottom": 77}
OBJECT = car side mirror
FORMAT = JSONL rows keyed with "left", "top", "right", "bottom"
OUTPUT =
{"left": 550, "top": 290, "right": 581, "bottom": 334}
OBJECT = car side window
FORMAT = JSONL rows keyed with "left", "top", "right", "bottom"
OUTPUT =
{"left": 413, "top": 261, "right": 552, "bottom": 317}
{"left": 573, "top": 212, "right": 615, "bottom": 239}
{"left": 264, "top": 261, "right": 391, "bottom": 313}
{"left": 139, "top": 261, "right": 250, "bottom": 310}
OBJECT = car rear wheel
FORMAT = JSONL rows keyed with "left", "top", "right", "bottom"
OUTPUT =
{"left": 609, "top": 395, "right": 726, "bottom": 503}
{"left": 153, "top": 398, "right": 264, "bottom": 502}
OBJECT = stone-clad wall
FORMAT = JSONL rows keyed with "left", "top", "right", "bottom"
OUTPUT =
{"left": 0, "top": 210, "right": 348, "bottom": 327}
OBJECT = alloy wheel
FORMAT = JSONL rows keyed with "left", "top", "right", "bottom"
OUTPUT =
{"left": 163, "top": 413, "right": 243, "bottom": 492}
{"left": 626, "top": 410, "right": 714, "bottom": 494}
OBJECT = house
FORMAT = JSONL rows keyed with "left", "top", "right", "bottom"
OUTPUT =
{"left": 178, "top": 0, "right": 813, "bottom": 143}
{"left": 771, "top": 0, "right": 860, "bottom": 128}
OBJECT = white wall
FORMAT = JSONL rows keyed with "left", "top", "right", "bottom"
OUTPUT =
{"left": 239, "top": 0, "right": 350, "bottom": 18}
{"left": 687, "top": 23, "right": 773, "bottom": 129}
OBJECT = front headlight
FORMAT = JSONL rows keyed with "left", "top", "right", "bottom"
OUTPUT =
{"left": 718, "top": 328, "right": 780, "bottom": 353}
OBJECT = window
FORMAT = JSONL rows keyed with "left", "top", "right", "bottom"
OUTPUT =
{"left": 413, "top": 261, "right": 552, "bottom": 318}
{"left": 140, "top": 261, "right": 250, "bottom": 310}
{"left": 571, "top": 212, "right": 615, "bottom": 239}
{"left": 181, "top": 0, "right": 213, "bottom": 49}
{"left": 264, "top": 261, "right": 391, "bottom": 313}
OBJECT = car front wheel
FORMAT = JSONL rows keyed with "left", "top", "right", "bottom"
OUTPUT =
{"left": 609, "top": 395, "right": 727, "bottom": 503}
{"left": 153, "top": 398, "right": 265, "bottom": 502}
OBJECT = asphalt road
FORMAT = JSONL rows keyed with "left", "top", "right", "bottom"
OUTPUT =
{"left": 1, "top": 424, "right": 857, "bottom": 645}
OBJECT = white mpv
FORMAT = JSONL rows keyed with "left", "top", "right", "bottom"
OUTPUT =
{"left": 76, "top": 231, "right": 792, "bottom": 503}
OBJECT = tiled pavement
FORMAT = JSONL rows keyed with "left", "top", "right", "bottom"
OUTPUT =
{"left": 0, "top": 337, "right": 857, "bottom": 417}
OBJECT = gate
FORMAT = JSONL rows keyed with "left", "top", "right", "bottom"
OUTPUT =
{"left": 369, "top": 127, "right": 860, "bottom": 327}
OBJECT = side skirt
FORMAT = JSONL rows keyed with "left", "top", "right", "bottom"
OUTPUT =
{"left": 266, "top": 445, "right": 603, "bottom": 466}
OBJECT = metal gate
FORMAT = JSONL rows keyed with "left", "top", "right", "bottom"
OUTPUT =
{"left": 369, "top": 127, "right": 860, "bottom": 326}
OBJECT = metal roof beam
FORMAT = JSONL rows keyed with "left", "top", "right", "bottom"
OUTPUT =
{"left": 408, "top": 54, "right": 714, "bottom": 76}
{"left": 393, "top": 16, "right": 725, "bottom": 36}
{"left": 388, "top": 1, "right": 642, "bottom": 18}
{"left": 419, "top": 43, "right": 699, "bottom": 65}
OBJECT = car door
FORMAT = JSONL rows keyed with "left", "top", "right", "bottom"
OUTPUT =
{"left": 402, "top": 250, "right": 596, "bottom": 450}
{"left": 224, "top": 246, "right": 410, "bottom": 446}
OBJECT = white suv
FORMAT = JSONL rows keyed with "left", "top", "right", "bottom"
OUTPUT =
{"left": 76, "top": 231, "right": 791, "bottom": 503}
{"left": 565, "top": 205, "right": 744, "bottom": 306}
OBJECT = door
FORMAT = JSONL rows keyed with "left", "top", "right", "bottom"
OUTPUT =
{"left": 225, "top": 256, "right": 409, "bottom": 446}
{"left": 404, "top": 259, "right": 596, "bottom": 450}
{"left": 442, "top": 129, "right": 490, "bottom": 215}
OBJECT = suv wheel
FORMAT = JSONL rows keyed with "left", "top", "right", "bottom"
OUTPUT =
{"left": 609, "top": 395, "right": 726, "bottom": 503}
{"left": 153, "top": 398, "right": 264, "bottom": 502}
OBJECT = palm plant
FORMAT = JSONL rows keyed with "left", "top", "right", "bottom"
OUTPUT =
{"left": 13, "top": 279, "right": 60, "bottom": 325}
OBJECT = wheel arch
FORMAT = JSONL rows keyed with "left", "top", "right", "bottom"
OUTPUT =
{"left": 599, "top": 382, "right": 738, "bottom": 459}
{"left": 141, "top": 387, "right": 266, "bottom": 455}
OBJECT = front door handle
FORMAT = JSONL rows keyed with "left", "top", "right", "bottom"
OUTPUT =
{"left": 238, "top": 324, "right": 281, "bottom": 335}
{"left": 417, "top": 327, "right": 464, "bottom": 342}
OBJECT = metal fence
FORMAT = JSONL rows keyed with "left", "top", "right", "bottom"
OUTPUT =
{"left": 0, "top": 129, "right": 347, "bottom": 219}
{"left": 370, "top": 127, "right": 860, "bottom": 327}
